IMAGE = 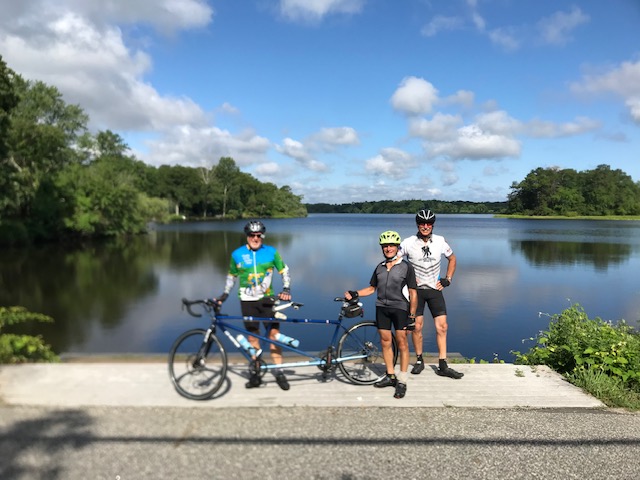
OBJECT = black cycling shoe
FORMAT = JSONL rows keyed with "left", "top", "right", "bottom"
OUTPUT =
{"left": 275, "top": 372, "right": 290, "bottom": 391}
{"left": 436, "top": 366, "right": 464, "bottom": 379}
{"left": 245, "top": 374, "right": 263, "bottom": 389}
{"left": 411, "top": 360, "right": 425, "bottom": 375}
{"left": 394, "top": 382, "right": 407, "bottom": 399}
{"left": 374, "top": 375, "right": 397, "bottom": 388}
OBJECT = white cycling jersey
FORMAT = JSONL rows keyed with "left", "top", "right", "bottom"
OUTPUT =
{"left": 399, "top": 233, "right": 453, "bottom": 289}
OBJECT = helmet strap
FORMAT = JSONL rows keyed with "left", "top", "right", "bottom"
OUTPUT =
{"left": 417, "top": 230, "right": 432, "bottom": 241}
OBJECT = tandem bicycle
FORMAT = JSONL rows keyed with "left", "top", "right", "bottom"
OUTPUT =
{"left": 168, "top": 296, "right": 398, "bottom": 400}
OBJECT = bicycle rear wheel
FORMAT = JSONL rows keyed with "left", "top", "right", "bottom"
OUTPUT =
{"left": 337, "top": 321, "right": 397, "bottom": 385}
{"left": 168, "top": 328, "right": 228, "bottom": 400}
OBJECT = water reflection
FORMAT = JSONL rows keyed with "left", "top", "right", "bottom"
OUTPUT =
{"left": 512, "top": 240, "right": 632, "bottom": 270}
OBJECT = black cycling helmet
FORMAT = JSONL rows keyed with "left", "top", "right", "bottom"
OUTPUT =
{"left": 244, "top": 220, "right": 266, "bottom": 236}
{"left": 416, "top": 209, "right": 436, "bottom": 225}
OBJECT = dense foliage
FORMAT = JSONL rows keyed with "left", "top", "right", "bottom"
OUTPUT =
{"left": 0, "top": 306, "right": 59, "bottom": 363}
{"left": 307, "top": 199, "right": 507, "bottom": 214}
{"left": 513, "top": 304, "right": 640, "bottom": 402}
{"left": 0, "top": 56, "right": 306, "bottom": 245}
{"left": 507, "top": 165, "right": 640, "bottom": 216}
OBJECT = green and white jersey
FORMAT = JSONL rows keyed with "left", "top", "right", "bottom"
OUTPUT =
{"left": 226, "top": 244, "right": 290, "bottom": 301}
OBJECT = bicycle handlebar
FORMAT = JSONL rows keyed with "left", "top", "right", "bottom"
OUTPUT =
{"left": 181, "top": 297, "right": 304, "bottom": 318}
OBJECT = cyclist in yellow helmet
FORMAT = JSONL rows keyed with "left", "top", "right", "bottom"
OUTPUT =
{"left": 344, "top": 230, "right": 417, "bottom": 399}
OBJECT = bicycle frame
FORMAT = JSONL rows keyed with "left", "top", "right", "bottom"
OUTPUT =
{"left": 210, "top": 313, "right": 367, "bottom": 371}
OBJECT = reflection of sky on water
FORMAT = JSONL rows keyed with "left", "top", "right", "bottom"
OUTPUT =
{"left": 5, "top": 214, "right": 639, "bottom": 362}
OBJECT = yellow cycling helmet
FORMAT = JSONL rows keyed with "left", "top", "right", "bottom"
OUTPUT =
{"left": 379, "top": 230, "right": 401, "bottom": 245}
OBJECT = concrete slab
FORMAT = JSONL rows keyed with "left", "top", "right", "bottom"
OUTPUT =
{"left": 0, "top": 362, "right": 604, "bottom": 408}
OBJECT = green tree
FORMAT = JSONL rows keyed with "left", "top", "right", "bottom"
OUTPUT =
{"left": 3, "top": 78, "right": 88, "bottom": 219}
{"left": 214, "top": 157, "right": 241, "bottom": 218}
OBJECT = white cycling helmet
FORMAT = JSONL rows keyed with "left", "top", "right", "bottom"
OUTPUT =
{"left": 416, "top": 209, "right": 436, "bottom": 225}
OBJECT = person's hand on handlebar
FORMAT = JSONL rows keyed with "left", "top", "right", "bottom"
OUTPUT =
{"left": 278, "top": 287, "right": 291, "bottom": 301}
{"left": 344, "top": 290, "right": 359, "bottom": 301}
{"left": 215, "top": 293, "right": 228, "bottom": 305}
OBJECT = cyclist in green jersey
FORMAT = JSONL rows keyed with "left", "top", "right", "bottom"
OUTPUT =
{"left": 217, "top": 220, "right": 293, "bottom": 390}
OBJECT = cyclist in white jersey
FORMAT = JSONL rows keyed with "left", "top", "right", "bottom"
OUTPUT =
{"left": 398, "top": 210, "right": 463, "bottom": 379}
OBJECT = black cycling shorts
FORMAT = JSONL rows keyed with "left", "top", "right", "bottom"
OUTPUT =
{"left": 376, "top": 306, "right": 410, "bottom": 331}
{"left": 241, "top": 298, "right": 279, "bottom": 333}
{"left": 416, "top": 288, "right": 447, "bottom": 318}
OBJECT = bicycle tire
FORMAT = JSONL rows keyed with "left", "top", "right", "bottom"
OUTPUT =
{"left": 168, "top": 328, "right": 228, "bottom": 400}
{"left": 337, "top": 321, "right": 397, "bottom": 385}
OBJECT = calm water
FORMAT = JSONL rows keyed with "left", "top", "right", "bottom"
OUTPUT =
{"left": 2, "top": 214, "right": 639, "bottom": 362}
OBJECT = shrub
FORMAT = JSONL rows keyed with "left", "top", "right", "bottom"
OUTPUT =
{"left": 0, "top": 306, "right": 59, "bottom": 363}
{"left": 513, "top": 304, "right": 640, "bottom": 393}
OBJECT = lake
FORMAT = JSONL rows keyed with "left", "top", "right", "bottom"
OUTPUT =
{"left": 2, "top": 214, "right": 639, "bottom": 362}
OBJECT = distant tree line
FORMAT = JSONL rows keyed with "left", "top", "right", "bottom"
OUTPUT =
{"left": 0, "top": 56, "right": 306, "bottom": 246}
{"left": 306, "top": 199, "right": 507, "bottom": 214}
{"left": 507, "top": 165, "right": 640, "bottom": 216}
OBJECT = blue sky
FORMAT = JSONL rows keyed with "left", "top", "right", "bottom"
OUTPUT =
{"left": 1, "top": 0, "right": 640, "bottom": 204}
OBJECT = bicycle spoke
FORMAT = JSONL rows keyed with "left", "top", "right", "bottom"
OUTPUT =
{"left": 168, "top": 329, "right": 228, "bottom": 400}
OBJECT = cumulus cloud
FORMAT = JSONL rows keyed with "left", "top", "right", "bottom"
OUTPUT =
{"left": 279, "top": 0, "right": 364, "bottom": 22}
{"left": 254, "top": 162, "right": 281, "bottom": 176}
{"left": 537, "top": 6, "right": 589, "bottom": 46}
{"left": 312, "top": 127, "right": 360, "bottom": 148}
{"left": 364, "top": 147, "right": 414, "bottom": 179}
{"left": 427, "top": 124, "right": 521, "bottom": 160}
{"left": 409, "top": 113, "right": 463, "bottom": 141}
{"left": 570, "top": 59, "right": 640, "bottom": 124}
{"left": 142, "top": 126, "right": 271, "bottom": 168}
{"left": 390, "top": 77, "right": 439, "bottom": 116}
{"left": 0, "top": 1, "right": 210, "bottom": 132}
{"left": 276, "top": 138, "right": 329, "bottom": 171}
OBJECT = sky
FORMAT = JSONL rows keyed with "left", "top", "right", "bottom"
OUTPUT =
{"left": 1, "top": 0, "right": 640, "bottom": 205}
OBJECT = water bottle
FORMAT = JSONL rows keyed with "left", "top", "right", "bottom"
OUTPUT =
{"left": 236, "top": 334, "right": 258, "bottom": 356}
{"left": 275, "top": 332, "right": 299, "bottom": 348}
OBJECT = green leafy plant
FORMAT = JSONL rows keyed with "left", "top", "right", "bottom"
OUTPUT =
{"left": 513, "top": 303, "right": 640, "bottom": 395}
{"left": 0, "top": 306, "right": 59, "bottom": 363}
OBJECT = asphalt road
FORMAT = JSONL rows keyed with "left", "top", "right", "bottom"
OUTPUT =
{"left": 2, "top": 405, "right": 640, "bottom": 480}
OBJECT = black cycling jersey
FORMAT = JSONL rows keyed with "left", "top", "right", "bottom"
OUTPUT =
{"left": 369, "top": 260, "right": 417, "bottom": 312}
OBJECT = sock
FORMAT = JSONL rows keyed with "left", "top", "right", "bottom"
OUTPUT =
{"left": 387, "top": 373, "right": 396, "bottom": 379}
{"left": 398, "top": 371, "right": 408, "bottom": 383}
{"left": 439, "top": 359, "right": 447, "bottom": 370}
{"left": 416, "top": 354, "right": 423, "bottom": 362}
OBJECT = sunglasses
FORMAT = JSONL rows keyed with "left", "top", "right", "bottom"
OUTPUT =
{"left": 248, "top": 233, "right": 263, "bottom": 238}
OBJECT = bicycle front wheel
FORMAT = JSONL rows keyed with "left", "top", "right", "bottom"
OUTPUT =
{"left": 337, "top": 321, "right": 397, "bottom": 385}
{"left": 168, "top": 328, "right": 228, "bottom": 400}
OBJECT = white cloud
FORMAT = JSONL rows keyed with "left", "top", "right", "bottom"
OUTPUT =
{"left": 441, "top": 90, "right": 475, "bottom": 109}
{"left": 409, "top": 113, "right": 463, "bottom": 141}
{"left": 255, "top": 162, "right": 281, "bottom": 176}
{"left": 421, "top": 15, "right": 464, "bottom": 37}
{"left": 365, "top": 147, "right": 414, "bottom": 179}
{"left": 626, "top": 97, "right": 640, "bottom": 124}
{"left": 312, "top": 126, "right": 360, "bottom": 148}
{"left": 525, "top": 117, "right": 601, "bottom": 138}
{"left": 570, "top": 59, "right": 640, "bottom": 124}
{"left": 428, "top": 124, "right": 521, "bottom": 160}
{"left": 0, "top": 4, "right": 209, "bottom": 133}
{"left": 143, "top": 126, "right": 271, "bottom": 168}
{"left": 279, "top": 0, "right": 364, "bottom": 22}
{"left": 476, "top": 110, "right": 522, "bottom": 136}
{"left": 488, "top": 27, "right": 520, "bottom": 52}
{"left": 537, "top": 6, "right": 589, "bottom": 46}
{"left": 276, "top": 138, "right": 329, "bottom": 171}
{"left": 390, "top": 77, "right": 439, "bottom": 116}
